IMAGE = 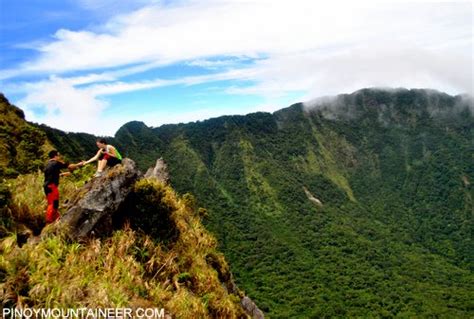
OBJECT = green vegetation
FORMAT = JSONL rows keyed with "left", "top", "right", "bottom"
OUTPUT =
{"left": 1, "top": 88, "right": 472, "bottom": 317}
{"left": 38, "top": 125, "right": 99, "bottom": 163}
{"left": 0, "top": 172, "right": 247, "bottom": 318}
{"left": 112, "top": 88, "right": 473, "bottom": 317}
{"left": 0, "top": 166, "right": 95, "bottom": 238}
{"left": 0, "top": 94, "right": 249, "bottom": 317}
{"left": 0, "top": 94, "right": 50, "bottom": 178}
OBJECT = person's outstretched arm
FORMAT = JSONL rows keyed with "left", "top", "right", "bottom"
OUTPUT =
{"left": 60, "top": 162, "right": 83, "bottom": 177}
{"left": 68, "top": 162, "right": 82, "bottom": 171}
{"left": 82, "top": 149, "right": 103, "bottom": 165}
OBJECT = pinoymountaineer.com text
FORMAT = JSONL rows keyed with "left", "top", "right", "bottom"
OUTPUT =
{"left": 2, "top": 307, "right": 167, "bottom": 319}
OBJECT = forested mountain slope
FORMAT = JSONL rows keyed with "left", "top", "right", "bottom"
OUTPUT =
{"left": 113, "top": 88, "right": 473, "bottom": 317}
{"left": 0, "top": 94, "right": 50, "bottom": 178}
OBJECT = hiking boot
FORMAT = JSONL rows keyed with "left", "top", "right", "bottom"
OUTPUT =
{"left": 94, "top": 171, "right": 104, "bottom": 178}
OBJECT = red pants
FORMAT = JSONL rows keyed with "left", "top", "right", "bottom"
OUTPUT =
{"left": 44, "top": 183, "right": 60, "bottom": 223}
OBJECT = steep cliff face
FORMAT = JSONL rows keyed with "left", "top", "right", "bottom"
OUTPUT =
{"left": 0, "top": 157, "right": 263, "bottom": 318}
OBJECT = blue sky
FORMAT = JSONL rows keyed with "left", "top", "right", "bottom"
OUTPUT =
{"left": 0, "top": 0, "right": 472, "bottom": 135}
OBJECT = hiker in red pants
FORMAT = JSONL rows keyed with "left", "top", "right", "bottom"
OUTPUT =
{"left": 44, "top": 150, "right": 82, "bottom": 224}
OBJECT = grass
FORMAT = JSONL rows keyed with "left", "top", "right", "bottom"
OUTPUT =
{"left": 0, "top": 174, "right": 248, "bottom": 318}
{"left": 1, "top": 165, "right": 95, "bottom": 236}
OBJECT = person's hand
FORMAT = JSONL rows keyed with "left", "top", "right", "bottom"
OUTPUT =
{"left": 60, "top": 172, "right": 72, "bottom": 177}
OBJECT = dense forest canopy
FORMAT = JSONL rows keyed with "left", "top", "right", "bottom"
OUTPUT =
{"left": 113, "top": 88, "right": 473, "bottom": 317}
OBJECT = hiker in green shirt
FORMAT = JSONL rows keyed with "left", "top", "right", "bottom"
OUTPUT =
{"left": 81, "top": 138, "right": 123, "bottom": 177}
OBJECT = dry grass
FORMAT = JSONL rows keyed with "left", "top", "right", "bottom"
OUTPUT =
{"left": 0, "top": 177, "right": 248, "bottom": 318}
{"left": 2, "top": 166, "right": 94, "bottom": 235}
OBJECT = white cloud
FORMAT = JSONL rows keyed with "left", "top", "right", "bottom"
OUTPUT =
{"left": 18, "top": 77, "right": 110, "bottom": 134}
{"left": 185, "top": 57, "right": 250, "bottom": 70}
{"left": 3, "top": 0, "right": 472, "bottom": 134}
{"left": 15, "top": 69, "right": 256, "bottom": 135}
{"left": 85, "top": 68, "right": 253, "bottom": 95}
{"left": 231, "top": 44, "right": 473, "bottom": 100}
{"left": 10, "top": 1, "right": 470, "bottom": 77}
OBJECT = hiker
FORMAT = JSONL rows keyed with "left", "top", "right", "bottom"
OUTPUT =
{"left": 81, "top": 138, "right": 122, "bottom": 177}
{"left": 44, "top": 150, "right": 82, "bottom": 224}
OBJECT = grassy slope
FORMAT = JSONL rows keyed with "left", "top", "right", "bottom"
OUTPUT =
{"left": 0, "top": 95, "right": 250, "bottom": 318}
{"left": 0, "top": 171, "right": 248, "bottom": 318}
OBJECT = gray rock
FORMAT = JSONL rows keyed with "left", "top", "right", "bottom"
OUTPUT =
{"left": 241, "top": 296, "right": 265, "bottom": 319}
{"left": 144, "top": 157, "right": 170, "bottom": 184}
{"left": 57, "top": 157, "right": 265, "bottom": 318}
{"left": 60, "top": 158, "right": 140, "bottom": 240}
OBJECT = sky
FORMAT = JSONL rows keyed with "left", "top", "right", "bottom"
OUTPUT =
{"left": 0, "top": 0, "right": 472, "bottom": 136}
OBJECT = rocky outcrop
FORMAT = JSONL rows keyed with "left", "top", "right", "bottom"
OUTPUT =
{"left": 206, "top": 252, "right": 265, "bottom": 318}
{"left": 241, "top": 296, "right": 265, "bottom": 319}
{"left": 59, "top": 158, "right": 140, "bottom": 240}
{"left": 57, "top": 157, "right": 265, "bottom": 317}
{"left": 226, "top": 277, "right": 265, "bottom": 318}
{"left": 144, "top": 157, "right": 170, "bottom": 184}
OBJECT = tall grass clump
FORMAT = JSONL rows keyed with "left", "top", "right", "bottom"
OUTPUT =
{"left": 0, "top": 177, "right": 248, "bottom": 318}
{"left": 1, "top": 166, "right": 94, "bottom": 236}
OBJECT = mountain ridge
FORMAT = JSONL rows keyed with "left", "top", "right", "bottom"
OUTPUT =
{"left": 1, "top": 88, "right": 472, "bottom": 317}
{"left": 110, "top": 88, "right": 472, "bottom": 317}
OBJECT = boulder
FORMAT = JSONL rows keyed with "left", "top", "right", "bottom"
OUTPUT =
{"left": 144, "top": 157, "right": 170, "bottom": 184}
{"left": 60, "top": 158, "right": 140, "bottom": 240}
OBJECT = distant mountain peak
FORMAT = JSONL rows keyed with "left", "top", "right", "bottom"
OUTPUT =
{"left": 303, "top": 87, "right": 473, "bottom": 123}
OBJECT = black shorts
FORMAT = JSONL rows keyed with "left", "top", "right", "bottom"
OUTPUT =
{"left": 99, "top": 153, "right": 122, "bottom": 167}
